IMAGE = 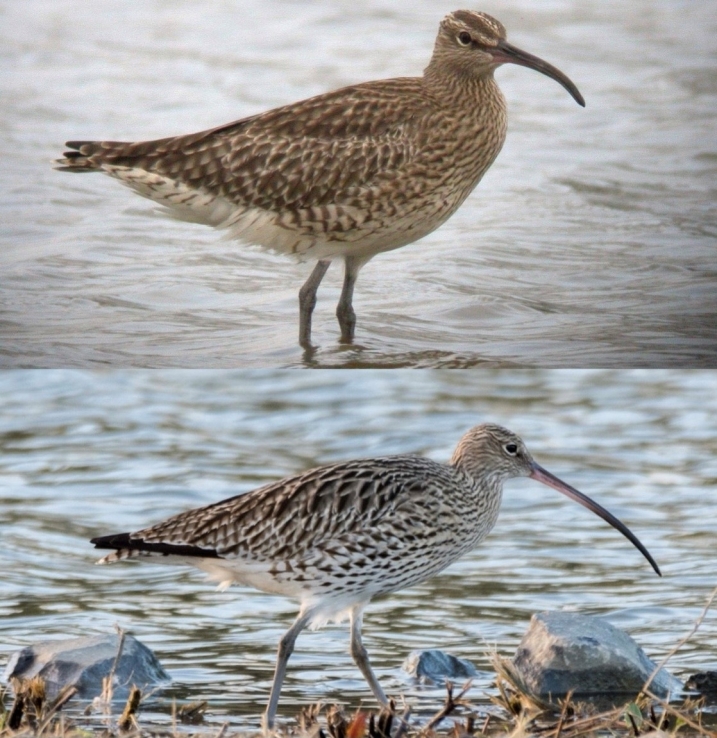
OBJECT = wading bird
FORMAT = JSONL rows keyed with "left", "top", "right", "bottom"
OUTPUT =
{"left": 91, "top": 423, "right": 659, "bottom": 730}
{"left": 57, "top": 11, "right": 584, "bottom": 346}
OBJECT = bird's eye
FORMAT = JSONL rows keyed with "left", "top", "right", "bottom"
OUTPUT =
{"left": 504, "top": 443, "right": 519, "bottom": 456}
{"left": 457, "top": 31, "right": 472, "bottom": 46}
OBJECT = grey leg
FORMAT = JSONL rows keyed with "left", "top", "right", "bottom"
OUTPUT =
{"left": 349, "top": 604, "right": 388, "bottom": 706}
{"left": 263, "top": 612, "right": 311, "bottom": 732}
{"left": 298, "top": 260, "right": 331, "bottom": 347}
{"left": 336, "top": 255, "right": 365, "bottom": 343}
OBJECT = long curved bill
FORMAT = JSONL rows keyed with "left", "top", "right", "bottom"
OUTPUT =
{"left": 530, "top": 463, "right": 661, "bottom": 576}
{"left": 491, "top": 40, "right": 586, "bottom": 107}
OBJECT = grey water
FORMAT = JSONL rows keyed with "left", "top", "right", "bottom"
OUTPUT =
{"left": 2, "top": 0, "right": 716, "bottom": 367}
{"left": 1, "top": 369, "right": 715, "bottom": 729}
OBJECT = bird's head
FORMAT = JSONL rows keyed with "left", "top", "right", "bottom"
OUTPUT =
{"left": 428, "top": 10, "right": 585, "bottom": 107}
{"left": 451, "top": 423, "right": 661, "bottom": 575}
{"left": 451, "top": 423, "right": 536, "bottom": 482}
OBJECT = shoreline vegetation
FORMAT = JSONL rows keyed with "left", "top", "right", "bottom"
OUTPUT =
{"left": 2, "top": 588, "right": 715, "bottom": 738}
{"left": 2, "top": 673, "right": 715, "bottom": 738}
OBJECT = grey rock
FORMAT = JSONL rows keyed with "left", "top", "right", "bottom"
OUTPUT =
{"left": 3, "top": 633, "right": 170, "bottom": 700}
{"left": 403, "top": 649, "right": 478, "bottom": 683}
{"left": 512, "top": 612, "right": 682, "bottom": 699}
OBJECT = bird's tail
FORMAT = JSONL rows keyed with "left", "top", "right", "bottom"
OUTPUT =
{"left": 54, "top": 141, "right": 110, "bottom": 172}
{"left": 96, "top": 549, "right": 147, "bottom": 565}
{"left": 91, "top": 532, "right": 151, "bottom": 564}
{"left": 90, "top": 531, "right": 222, "bottom": 565}
{"left": 54, "top": 139, "right": 153, "bottom": 172}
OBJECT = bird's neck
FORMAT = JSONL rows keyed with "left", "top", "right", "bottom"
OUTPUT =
{"left": 423, "top": 64, "right": 505, "bottom": 116}
{"left": 449, "top": 454, "right": 505, "bottom": 545}
{"left": 421, "top": 67, "right": 508, "bottom": 185}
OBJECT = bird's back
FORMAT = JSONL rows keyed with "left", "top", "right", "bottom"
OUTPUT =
{"left": 56, "top": 73, "right": 506, "bottom": 260}
{"left": 92, "top": 454, "right": 498, "bottom": 616}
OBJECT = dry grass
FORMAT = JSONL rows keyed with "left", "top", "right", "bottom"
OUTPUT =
{"left": 490, "top": 652, "right": 715, "bottom": 738}
{"left": 486, "top": 584, "right": 717, "bottom": 738}
{"left": 2, "top": 587, "right": 715, "bottom": 738}
{"left": 1, "top": 672, "right": 715, "bottom": 738}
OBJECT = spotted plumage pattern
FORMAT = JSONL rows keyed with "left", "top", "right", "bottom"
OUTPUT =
{"left": 56, "top": 70, "right": 505, "bottom": 261}
{"left": 91, "top": 422, "right": 659, "bottom": 730}
{"left": 56, "top": 10, "right": 584, "bottom": 346}
{"left": 92, "top": 424, "right": 517, "bottom": 621}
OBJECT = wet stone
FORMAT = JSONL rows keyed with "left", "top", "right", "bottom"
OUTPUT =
{"left": 3, "top": 633, "right": 169, "bottom": 700}
{"left": 402, "top": 649, "right": 478, "bottom": 683}
{"left": 511, "top": 611, "right": 682, "bottom": 699}
{"left": 685, "top": 671, "right": 717, "bottom": 699}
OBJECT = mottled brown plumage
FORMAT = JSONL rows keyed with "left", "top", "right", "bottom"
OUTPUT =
{"left": 55, "top": 10, "right": 584, "bottom": 347}
{"left": 91, "top": 423, "right": 659, "bottom": 730}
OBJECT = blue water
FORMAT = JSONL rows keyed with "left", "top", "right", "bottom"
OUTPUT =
{"left": 1, "top": 370, "right": 715, "bottom": 728}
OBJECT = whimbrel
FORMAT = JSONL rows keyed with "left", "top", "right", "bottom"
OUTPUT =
{"left": 55, "top": 11, "right": 584, "bottom": 347}
{"left": 91, "top": 423, "right": 659, "bottom": 729}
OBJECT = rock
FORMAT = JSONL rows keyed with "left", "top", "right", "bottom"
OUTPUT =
{"left": 3, "top": 633, "right": 169, "bottom": 700}
{"left": 511, "top": 612, "right": 682, "bottom": 699}
{"left": 685, "top": 671, "right": 717, "bottom": 699}
{"left": 403, "top": 649, "right": 478, "bottom": 683}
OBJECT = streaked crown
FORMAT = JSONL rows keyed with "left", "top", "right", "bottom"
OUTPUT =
{"left": 441, "top": 10, "right": 507, "bottom": 46}
{"left": 426, "top": 10, "right": 508, "bottom": 80}
{"left": 450, "top": 423, "right": 535, "bottom": 481}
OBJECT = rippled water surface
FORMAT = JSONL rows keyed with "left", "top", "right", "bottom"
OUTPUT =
{"left": 2, "top": 0, "right": 716, "bottom": 367}
{"left": 1, "top": 370, "right": 715, "bottom": 729}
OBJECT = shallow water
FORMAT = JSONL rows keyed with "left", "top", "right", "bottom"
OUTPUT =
{"left": 0, "top": 370, "right": 715, "bottom": 729}
{"left": 2, "top": 0, "right": 716, "bottom": 367}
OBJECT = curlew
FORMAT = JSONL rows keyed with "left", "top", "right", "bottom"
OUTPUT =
{"left": 91, "top": 423, "right": 659, "bottom": 730}
{"left": 55, "top": 11, "right": 584, "bottom": 347}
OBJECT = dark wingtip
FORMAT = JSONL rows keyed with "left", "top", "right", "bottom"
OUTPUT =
{"left": 91, "top": 532, "right": 132, "bottom": 549}
{"left": 90, "top": 532, "right": 221, "bottom": 559}
{"left": 54, "top": 141, "right": 102, "bottom": 171}
{"left": 65, "top": 141, "right": 93, "bottom": 151}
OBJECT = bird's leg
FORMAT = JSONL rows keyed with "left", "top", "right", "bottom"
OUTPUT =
{"left": 336, "top": 255, "right": 365, "bottom": 343}
{"left": 298, "top": 260, "right": 331, "bottom": 348}
{"left": 349, "top": 604, "right": 388, "bottom": 707}
{"left": 263, "top": 612, "right": 311, "bottom": 732}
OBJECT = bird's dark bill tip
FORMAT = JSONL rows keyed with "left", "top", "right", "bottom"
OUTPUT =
{"left": 494, "top": 40, "right": 585, "bottom": 108}
{"left": 529, "top": 463, "right": 661, "bottom": 577}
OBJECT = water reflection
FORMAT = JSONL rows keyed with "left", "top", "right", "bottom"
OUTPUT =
{"left": 2, "top": 1, "right": 716, "bottom": 366}
{"left": 0, "top": 370, "right": 715, "bottom": 727}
